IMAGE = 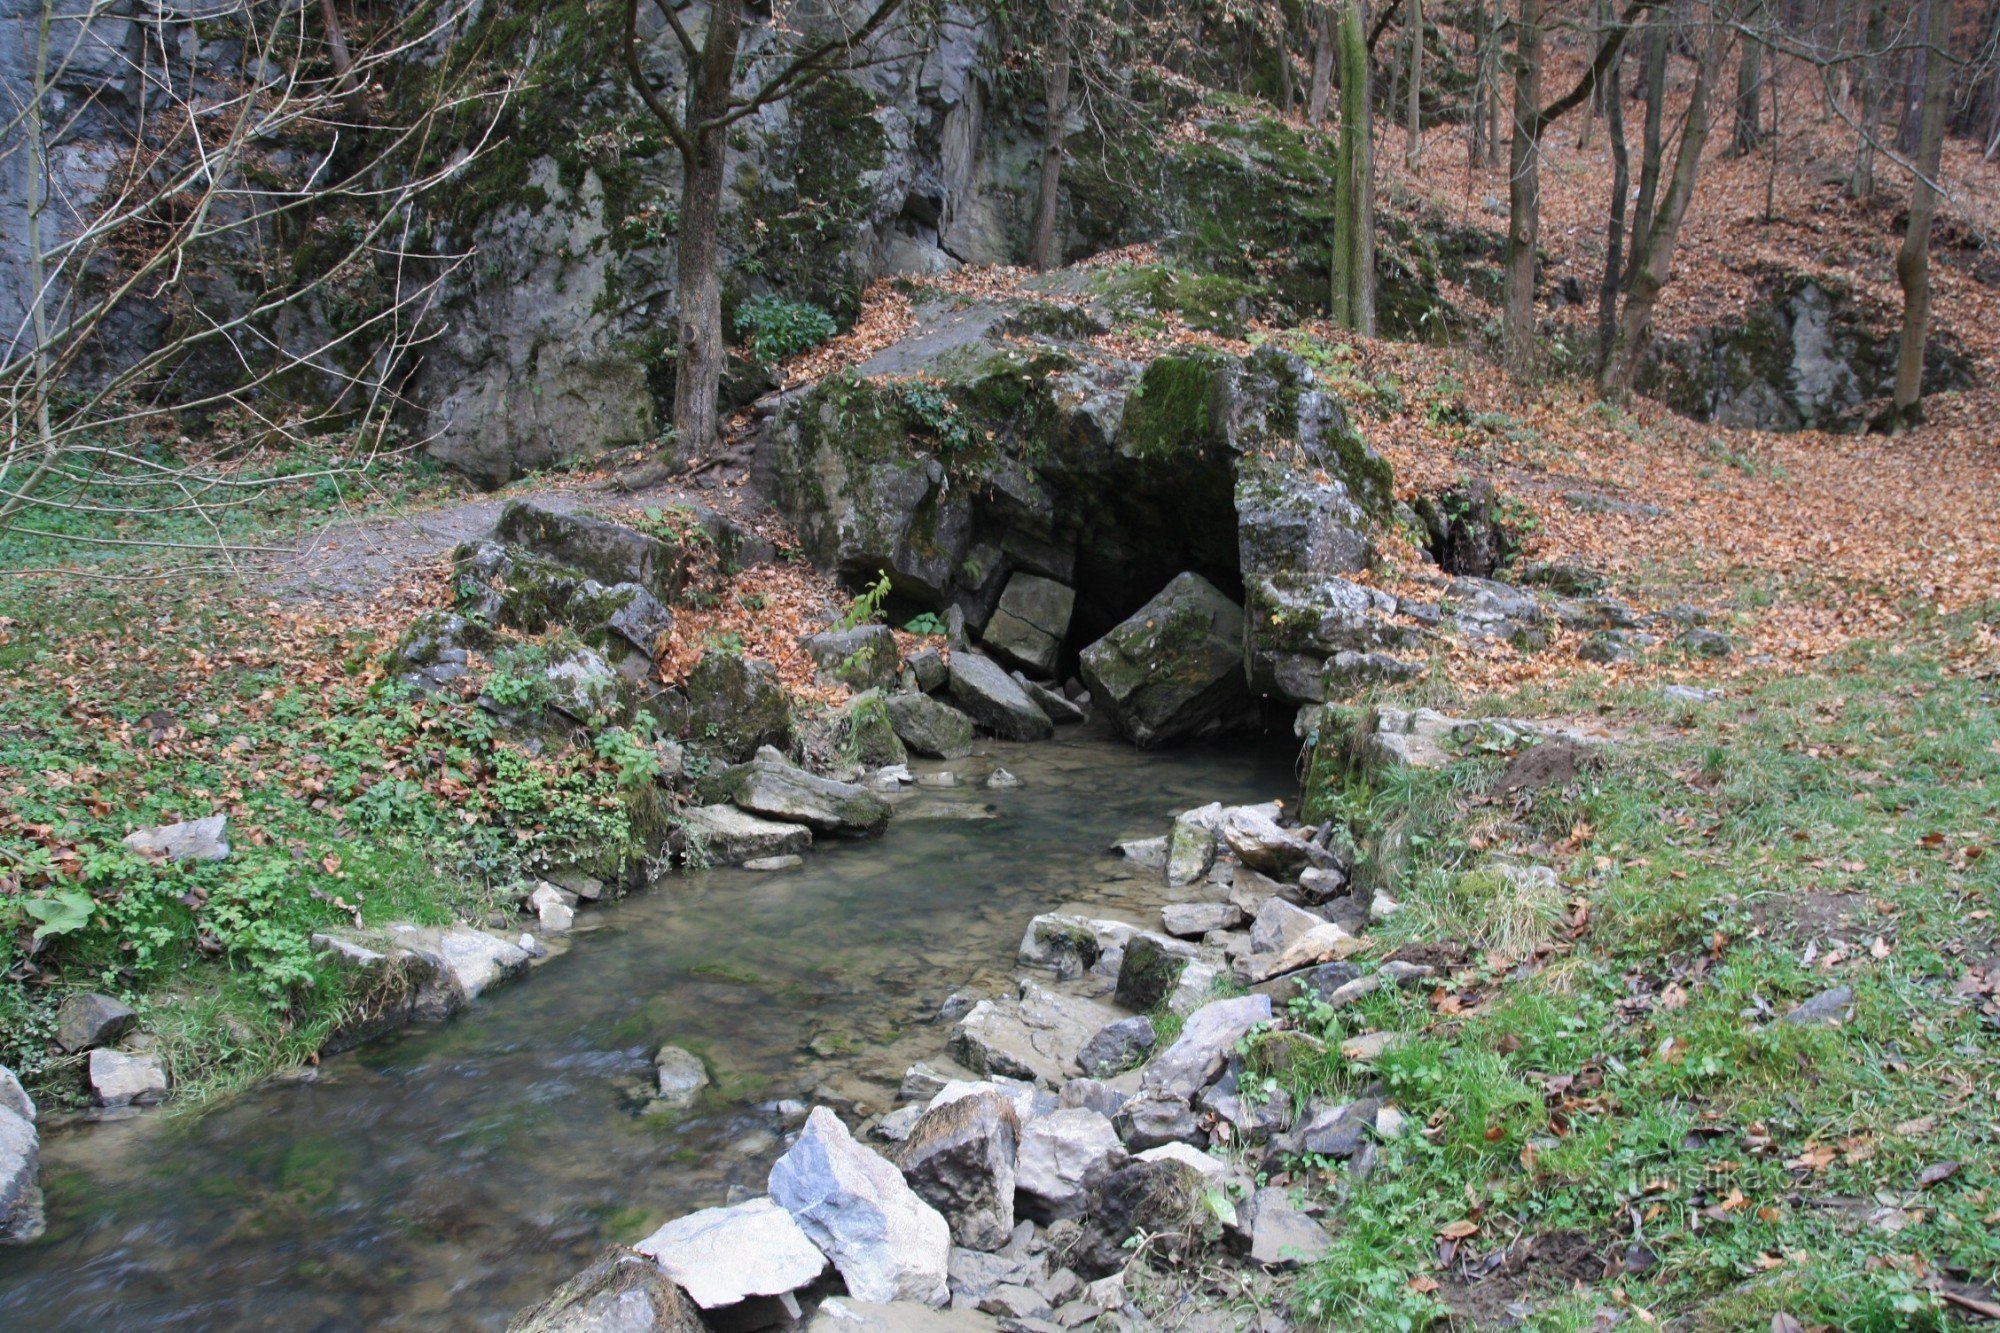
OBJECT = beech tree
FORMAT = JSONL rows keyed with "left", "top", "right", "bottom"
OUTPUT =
{"left": 1331, "top": 0, "right": 1376, "bottom": 333}
{"left": 1030, "top": 0, "right": 1080, "bottom": 270}
{"left": 623, "top": 0, "right": 912, "bottom": 463}
{"left": 1891, "top": 0, "right": 1957, "bottom": 428}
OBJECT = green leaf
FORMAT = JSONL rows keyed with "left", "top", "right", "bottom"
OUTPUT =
{"left": 23, "top": 887, "right": 96, "bottom": 939}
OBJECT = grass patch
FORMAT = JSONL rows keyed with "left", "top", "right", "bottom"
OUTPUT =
{"left": 1281, "top": 614, "right": 2000, "bottom": 1327}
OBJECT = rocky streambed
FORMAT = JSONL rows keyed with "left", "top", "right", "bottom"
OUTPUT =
{"left": 0, "top": 731, "right": 1295, "bottom": 1330}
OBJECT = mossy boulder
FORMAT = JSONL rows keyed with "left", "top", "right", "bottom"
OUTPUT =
{"left": 1080, "top": 573, "right": 1257, "bottom": 747}
{"left": 802, "top": 624, "right": 901, "bottom": 692}
{"left": 682, "top": 652, "right": 794, "bottom": 762}
{"left": 1115, "top": 934, "right": 1189, "bottom": 1012}
{"left": 884, "top": 693, "right": 976, "bottom": 759}
{"left": 494, "top": 501, "right": 685, "bottom": 601}
{"left": 840, "top": 690, "right": 909, "bottom": 768}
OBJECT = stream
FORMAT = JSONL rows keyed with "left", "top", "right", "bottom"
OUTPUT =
{"left": 0, "top": 728, "right": 1297, "bottom": 1330}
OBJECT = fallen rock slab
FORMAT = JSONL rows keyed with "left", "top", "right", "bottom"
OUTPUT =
{"left": 1141, "top": 994, "right": 1273, "bottom": 1100}
{"left": 1079, "top": 573, "right": 1256, "bottom": 747}
{"left": 769, "top": 1107, "right": 952, "bottom": 1306}
{"left": 716, "top": 754, "right": 892, "bottom": 835}
{"left": 951, "top": 983, "right": 1119, "bottom": 1086}
{"left": 948, "top": 652, "right": 1054, "bottom": 742}
{"left": 884, "top": 694, "right": 977, "bottom": 759}
{"left": 122, "top": 814, "right": 229, "bottom": 862}
{"left": 635, "top": 1196, "right": 829, "bottom": 1311}
{"left": 678, "top": 804, "right": 813, "bottom": 864}
{"left": 89, "top": 1049, "right": 167, "bottom": 1108}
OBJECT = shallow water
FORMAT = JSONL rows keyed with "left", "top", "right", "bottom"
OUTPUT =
{"left": 0, "top": 728, "right": 1297, "bottom": 1331}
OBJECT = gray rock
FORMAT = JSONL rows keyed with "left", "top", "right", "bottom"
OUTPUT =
{"left": 985, "top": 768, "right": 1021, "bottom": 790}
{"left": 1221, "top": 805, "right": 1313, "bottom": 876}
{"left": 744, "top": 854, "right": 804, "bottom": 872}
{"left": 1068, "top": 1160, "right": 1207, "bottom": 1279}
{"left": 1166, "top": 960, "right": 1225, "bottom": 1016}
{"left": 634, "top": 1196, "right": 829, "bottom": 1311}
{"left": 769, "top": 1107, "right": 952, "bottom": 1306}
{"left": 1248, "top": 898, "right": 1322, "bottom": 955}
{"left": 981, "top": 575, "right": 1075, "bottom": 677}
{"left": 1677, "top": 627, "right": 1734, "bottom": 658}
{"left": 1058, "top": 1077, "right": 1130, "bottom": 1119}
{"left": 1295, "top": 865, "right": 1349, "bottom": 903}
{"left": 599, "top": 583, "right": 676, "bottom": 657}
{"left": 678, "top": 804, "right": 812, "bottom": 865}
{"left": 529, "top": 883, "right": 575, "bottom": 933}
{"left": 1079, "top": 574, "right": 1257, "bottom": 747}
{"left": 653, "top": 1047, "right": 710, "bottom": 1110}
{"left": 1241, "top": 575, "right": 1417, "bottom": 703}
{"left": 684, "top": 651, "right": 794, "bottom": 762}
{"left": 121, "top": 814, "right": 229, "bottom": 862}
{"left": 1018, "top": 913, "right": 1133, "bottom": 972}
{"left": 948, "top": 653, "right": 1054, "bottom": 742}
{"left": 1112, "top": 1093, "right": 1203, "bottom": 1151}
{"left": 542, "top": 646, "right": 629, "bottom": 723}
{"left": 1781, "top": 985, "right": 1854, "bottom": 1026}
{"left": 1164, "top": 807, "right": 1219, "bottom": 887}
{"left": 1011, "top": 673, "right": 1087, "bottom": 726}
{"left": 1661, "top": 684, "right": 1720, "bottom": 704}
{"left": 505, "top": 1245, "right": 707, "bottom": 1333}
{"left": 895, "top": 1090, "right": 1021, "bottom": 1251}
{"left": 1014, "top": 1109, "right": 1129, "bottom": 1223}
{"left": 844, "top": 692, "right": 912, "bottom": 769}
{"left": 0, "top": 1068, "right": 39, "bottom": 1247}
{"left": 925, "top": 1077, "right": 1048, "bottom": 1131}
{"left": 1299, "top": 1098, "right": 1379, "bottom": 1158}
{"left": 1113, "top": 934, "right": 1188, "bottom": 1012}
{"left": 714, "top": 754, "right": 892, "bottom": 835}
{"left": 950, "top": 983, "right": 1119, "bottom": 1087}
{"left": 947, "top": 1246, "right": 1046, "bottom": 1304}
{"left": 808, "top": 1297, "right": 1001, "bottom": 1329}
{"left": 386, "top": 924, "right": 534, "bottom": 1021}
{"left": 1240, "top": 1187, "right": 1330, "bottom": 1268}
{"left": 1160, "top": 902, "right": 1244, "bottom": 938}
{"left": 806, "top": 624, "right": 904, "bottom": 691}
{"left": 494, "top": 502, "right": 680, "bottom": 600}
{"left": 1141, "top": 995, "right": 1273, "bottom": 1100}
{"left": 885, "top": 693, "right": 978, "bottom": 759}
{"left": 907, "top": 648, "right": 949, "bottom": 694}
{"left": 1076, "top": 1018, "right": 1156, "bottom": 1078}
{"left": 55, "top": 992, "right": 136, "bottom": 1053}
{"left": 0, "top": 1067, "right": 31, "bottom": 1124}
{"left": 89, "top": 1049, "right": 167, "bottom": 1108}
{"left": 1113, "top": 836, "right": 1168, "bottom": 869}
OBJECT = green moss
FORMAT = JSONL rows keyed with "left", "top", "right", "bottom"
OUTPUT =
{"left": 1120, "top": 353, "right": 1227, "bottom": 460}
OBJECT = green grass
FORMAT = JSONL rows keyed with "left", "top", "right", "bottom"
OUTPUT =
{"left": 0, "top": 579, "right": 659, "bottom": 1110}
{"left": 1283, "top": 614, "right": 2000, "bottom": 1328}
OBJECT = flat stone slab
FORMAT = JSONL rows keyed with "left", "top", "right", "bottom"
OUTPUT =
{"left": 122, "top": 814, "right": 229, "bottom": 862}
{"left": 679, "top": 804, "right": 813, "bottom": 864}
{"left": 951, "top": 983, "right": 1119, "bottom": 1087}
{"left": 635, "top": 1196, "right": 829, "bottom": 1309}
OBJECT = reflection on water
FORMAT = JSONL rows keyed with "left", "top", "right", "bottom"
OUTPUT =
{"left": 0, "top": 728, "right": 1296, "bottom": 1330}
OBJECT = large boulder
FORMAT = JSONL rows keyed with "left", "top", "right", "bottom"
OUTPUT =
{"left": 840, "top": 691, "right": 910, "bottom": 768}
{"left": 676, "top": 804, "right": 812, "bottom": 865}
{"left": 634, "top": 1196, "right": 829, "bottom": 1314}
{"left": 1141, "top": 995, "right": 1272, "bottom": 1101}
{"left": 950, "top": 982, "right": 1119, "bottom": 1086}
{"left": 0, "top": 1066, "right": 40, "bottom": 1246}
{"left": 947, "top": 653, "right": 1053, "bottom": 742}
{"left": 1013, "top": 1108, "right": 1128, "bottom": 1223}
{"left": 980, "top": 575, "right": 1075, "bottom": 677}
{"left": 89, "top": 1049, "right": 168, "bottom": 1107}
{"left": 506, "top": 1246, "right": 708, "bottom": 1333}
{"left": 894, "top": 1090, "right": 1020, "bottom": 1251}
{"left": 494, "top": 501, "right": 682, "bottom": 600}
{"left": 1113, "top": 935, "right": 1187, "bottom": 1013}
{"left": 314, "top": 923, "right": 532, "bottom": 1025}
{"left": 712, "top": 753, "right": 892, "bottom": 836}
{"left": 804, "top": 624, "right": 903, "bottom": 692}
{"left": 683, "top": 651, "right": 794, "bottom": 761}
{"left": 1221, "top": 804, "right": 1314, "bottom": 875}
{"left": 1079, "top": 573, "right": 1256, "bottom": 747}
{"left": 769, "top": 1107, "right": 952, "bottom": 1306}
{"left": 884, "top": 693, "right": 977, "bottom": 759}
{"left": 1242, "top": 576, "right": 1422, "bottom": 703}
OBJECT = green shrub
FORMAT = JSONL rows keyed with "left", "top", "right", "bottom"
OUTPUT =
{"left": 733, "top": 296, "right": 837, "bottom": 364}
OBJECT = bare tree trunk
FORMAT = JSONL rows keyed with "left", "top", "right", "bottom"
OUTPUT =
{"left": 1504, "top": 0, "right": 1545, "bottom": 367}
{"left": 1310, "top": 3, "right": 1335, "bottom": 123}
{"left": 1405, "top": 0, "right": 1424, "bottom": 166}
{"left": 670, "top": 1, "right": 744, "bottom": 461}
{"left": 1853, "top": 0, "right": 1888, "bottom": 193}
{"left": 1603, "top": 7, "right": 1731, "bottom": 395}
{"left": 1897, "top": 0, "right": 1931, "bottom": 152}
{"left": 1629, "top": 16, "right": 1668, "bottom": 279}
{"left": 1598, "top": 52, "right": 1630, "bottom": 368}
{"left": 1488, "top": 6, "right": 1506, "bottom": 162}
{"left": 1030, "top": 0, "right": 1077, "bottom": 270}
{"left": 1332, "top": 0, "right": 1376, "bottom": 333}
{"left": 1892, "top": 0, "right": 1956, "bottom": 428}
{"left": 1733, "top": 0, "right": 1766, "bottom": 153}
{"left": 1279, "top": 16, "right": 1296, "bottom": 113}
{"left": 1470, "top": 0, "right": 1489, "bottom": 160}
